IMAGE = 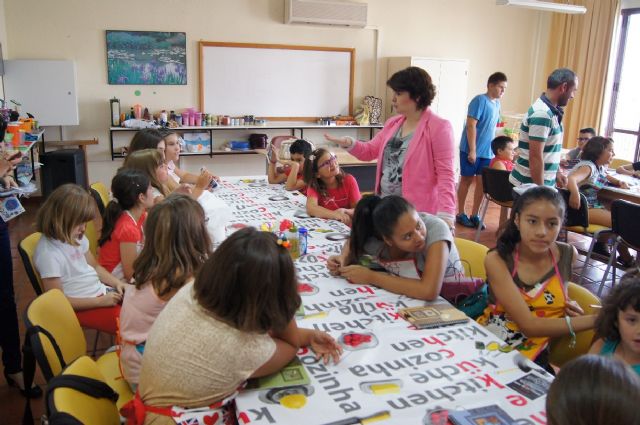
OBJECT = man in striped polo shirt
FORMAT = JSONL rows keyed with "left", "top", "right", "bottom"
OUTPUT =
{"left": 510, "top": 68, "right": 579, "bottom": 188}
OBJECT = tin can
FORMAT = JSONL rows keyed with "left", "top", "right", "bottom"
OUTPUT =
{"left": 298, "top": 227, "right": 308, "bottom": 256}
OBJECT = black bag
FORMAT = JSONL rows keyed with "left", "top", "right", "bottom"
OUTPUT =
{"left": 249, "top": 134, "right": 268, "bottom": 149}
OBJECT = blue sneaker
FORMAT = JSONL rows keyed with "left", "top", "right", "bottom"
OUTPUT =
{"left": 471, "top": 214, "right": 486, "bottom": 230}
{"left": 456, "top": 213, "right": 475, "bottom": 228}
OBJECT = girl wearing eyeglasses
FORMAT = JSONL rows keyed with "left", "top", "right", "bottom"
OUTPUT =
{"left": 303, "top": 148, "right": 362, "bottom": 225}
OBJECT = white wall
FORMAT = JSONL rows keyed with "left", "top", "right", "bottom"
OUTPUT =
{"left": 1, "top": 0, "right": 551, "bottom": 184}
{"left": 622, "top": 0, "right": 640, "bottom": 9}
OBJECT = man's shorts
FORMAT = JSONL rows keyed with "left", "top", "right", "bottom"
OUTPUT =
{"left": 459, "top": 151, "right": 491, "bottom": 177}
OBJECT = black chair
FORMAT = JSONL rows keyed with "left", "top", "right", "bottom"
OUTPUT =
{"left": 474, "top": 168, "right": 513, "bottom": 242}
{"left": 557, "top": 189, "right": 613, "bottom": 285}
{"left": 599, "top": 199, "right": 640, "bottom": 295}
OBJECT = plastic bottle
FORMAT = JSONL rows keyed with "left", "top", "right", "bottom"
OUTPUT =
{"left": 298, "top": 227, "right": 308, "bottom": 256}
{"left": 287, "top": 225, "right": 300, "bottom": 260}
{"left": 160, "top": 110, "right": 168, "bottom": 125}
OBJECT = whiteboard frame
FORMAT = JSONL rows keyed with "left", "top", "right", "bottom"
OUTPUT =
{"left": 199, "top": 41, "right": 354, "bottom": 121}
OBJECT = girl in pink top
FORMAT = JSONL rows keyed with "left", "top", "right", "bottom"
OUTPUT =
{"left": 119, "top": 194, "right": 211, "bottom": 388}
{"left": 98, "top": 169, "right": 155, "bottom": 282}
{"left": 303, "top": 147, "right": 362, "bottom": 226}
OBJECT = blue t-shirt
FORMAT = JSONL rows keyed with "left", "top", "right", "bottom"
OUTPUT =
{"left": 600, "top": 339, "right": 640, "bottom": 376}
{"left": 460, "top": 94, "right": 501, "bottom": 159}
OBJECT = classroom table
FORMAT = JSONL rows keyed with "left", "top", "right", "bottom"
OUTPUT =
{"left": 599, "top": 171, "right": 640, "bottom": 205}
{"left": 214, "top": 178, "right": 551, "bottom": 425}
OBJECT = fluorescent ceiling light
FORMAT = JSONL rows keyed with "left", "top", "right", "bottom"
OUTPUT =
{"left": 497, "top": 0, "right": 587, "bottom": 14}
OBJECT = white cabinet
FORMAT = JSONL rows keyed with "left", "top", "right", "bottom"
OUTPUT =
{"left": 386, "top": 57, "right": 469, "bottom": 146}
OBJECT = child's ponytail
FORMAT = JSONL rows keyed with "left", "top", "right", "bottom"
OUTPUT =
{"left": 99, "top": 169, "right": 150, "bottom": 247}
{"left": 347, "top": 195, "right": 382, "bottom": 264}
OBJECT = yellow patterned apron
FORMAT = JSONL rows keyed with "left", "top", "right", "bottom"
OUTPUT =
{"left": 477, "top": 247, "right": 567, "bottom": 360}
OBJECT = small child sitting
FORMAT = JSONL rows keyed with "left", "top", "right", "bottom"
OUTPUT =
{"left": 34, "top": 184, "right": 127, "bottom": 334}
{"left": 589, "top": 270, "right": 640, "bottom": 375}
{"left": 489, "top": 136, "right": 515, "bottom": 171}
{"left": 267, "top": 139, "right": 314, "bottom": 192}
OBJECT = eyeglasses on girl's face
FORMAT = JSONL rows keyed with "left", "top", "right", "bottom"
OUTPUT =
{"left": 318, "top": 155, "right": 337, "bottom": 169}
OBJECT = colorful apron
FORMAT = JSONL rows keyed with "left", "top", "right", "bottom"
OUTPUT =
{"left": 121, "top": 387, "right": 240, "bottom": 425}
{"left": 477, "top": 248, "right": 568, "bottom": 360}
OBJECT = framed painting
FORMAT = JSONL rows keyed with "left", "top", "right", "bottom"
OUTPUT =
{"left": 106, "top": 30, "right": 186, "bottom": 85}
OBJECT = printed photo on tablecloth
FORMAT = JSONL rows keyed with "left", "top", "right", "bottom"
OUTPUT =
{"left": 236, "top": 322, "right": 551, "bottom": 425}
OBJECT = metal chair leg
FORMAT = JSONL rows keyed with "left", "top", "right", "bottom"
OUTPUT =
{"left": 578, "top": 236, "right": 597, "bottom": 286}
{"left": 474, "top": 197, "right": 489, "bottom": 242}
{"left": 92, "top": 330, "right": 101, "bottom": 357}
{"left": 599, "top": 239, "right": 620, "bottom": 297}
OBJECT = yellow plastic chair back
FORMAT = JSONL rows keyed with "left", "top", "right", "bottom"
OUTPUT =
{"left": 19, "top": 232, "right": 44, "bottom": 295}
{"left": 25, "top": 289, "right": 87, "bottom": 380}
{"left": 548, "top": 282, "right": 601, "bottom": 367}
{"left": 454, "top": 237, "right": 489, "bottom": 281}
{"left": 96, "top": 351, "right": 134, "bottom": 410}
{"left": 49, "top": 356, "right": 120, "bottom": 425}
{"left": 610, "top": 158, "right": 631, "bottom": 170}
{"left": 90, "top": 182, "right": 110, "bottom": 211}
{"left": 85, "top": 220, "right": 99, "bottom": 257}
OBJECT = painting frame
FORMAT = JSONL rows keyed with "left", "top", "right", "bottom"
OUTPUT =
{"left": 106, "top": 30, "right": 187, "bottom": 85}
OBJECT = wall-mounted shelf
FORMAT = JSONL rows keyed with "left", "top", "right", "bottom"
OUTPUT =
{"left": 109, "top": 124, "right": 383, "bottom": 160}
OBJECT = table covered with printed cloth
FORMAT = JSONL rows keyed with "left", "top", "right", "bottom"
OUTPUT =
{"left": 214, "top": 178, "right": 551, "bottom": 425}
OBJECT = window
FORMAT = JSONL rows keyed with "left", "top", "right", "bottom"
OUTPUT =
{"left": 606, "top": 8, "right": 640, "bottom": 161}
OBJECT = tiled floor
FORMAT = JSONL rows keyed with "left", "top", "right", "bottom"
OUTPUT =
{"left": 0, "top": 192, "right": 626, "bottom": 423}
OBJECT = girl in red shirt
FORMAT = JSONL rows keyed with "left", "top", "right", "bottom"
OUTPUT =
{"left": 98, "top": 169, "right": 155, "bottom": 282}
{"left": 303, "top": 148, "right": 361, "bottom": 226}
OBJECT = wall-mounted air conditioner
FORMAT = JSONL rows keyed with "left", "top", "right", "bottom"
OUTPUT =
{"left": 497, "top": 0, "right": 587, "bottom": 14}
{"left": 285, "top": 0, "right": 368, "bottom": 28}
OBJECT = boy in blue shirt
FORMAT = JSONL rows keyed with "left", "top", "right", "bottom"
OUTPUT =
{"left": 457, "top": 72, "right": 507, "bottom": 229}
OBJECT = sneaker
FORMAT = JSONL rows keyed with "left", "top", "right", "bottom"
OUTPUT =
{"left": 470, "top": 215, "right": 486, "bottom": 230}
{"left": 593, "top": 242, "right": 611, "bottom": 257}
{"left": 456, "top": 213, "right": 475, "bottom": 228}
{"left": 617, "top": 256, "right": 636, "bottom": 269}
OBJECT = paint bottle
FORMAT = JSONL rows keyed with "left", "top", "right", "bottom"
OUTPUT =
{"left": 287, "top": 225, "right": 300, "bottom": 260}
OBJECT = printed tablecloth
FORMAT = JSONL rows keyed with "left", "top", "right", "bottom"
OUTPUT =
{"left": 215, "top": 178, "right": 550, "bottom": 425}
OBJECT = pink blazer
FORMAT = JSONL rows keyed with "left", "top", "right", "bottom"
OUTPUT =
{"left": 349, "top": 108, "right": 456, "bottom": 221}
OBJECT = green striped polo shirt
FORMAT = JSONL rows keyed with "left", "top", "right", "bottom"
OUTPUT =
{"left": 509, "top": 97, "right": 563, "bottom": 187}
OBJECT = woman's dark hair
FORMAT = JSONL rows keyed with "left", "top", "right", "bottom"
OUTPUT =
{"left": 128, "top": 128, "right": 165, "bottom": 153}
{"left": 98, "top": 169, "right": 150, "bottom": 247}
{"left": 289, "top": 139, "right": 313, "bottom": 158}
{"left": 303, "top": 147, "right": 344, "bottom": 197}
{"left": 193, "top": 227, "right": 300, "bottom": 333}
{"left": 594, "top": 271, "right": 640, "bottom": 343}
{"left": 133, "top": 194, "right": 211, "bottom": 297}
{"left": 546, "top": 354, "right": 640, "bottom": 425}
{"left": 580, "top": 136, "right": 612, "bottom": 163}
{"left": 347, "top": 195, "right": 414, "bottom": 264}
{"left": 495, "top": 186, "right": 566, "bottom": 261}
{"left": 386, "top": 66, "right": 436, "bottom": 110}
{"left": 491, "top": 135, "right": 514, "bottom": 156}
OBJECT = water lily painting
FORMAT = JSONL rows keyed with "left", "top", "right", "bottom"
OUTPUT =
{"left": 106, "top": 31, "right": 187, "bottom": 85}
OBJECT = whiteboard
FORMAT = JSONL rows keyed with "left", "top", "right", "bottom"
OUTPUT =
{"left": 3, "top": 60, "right": 79, "bottom": 126}
{"left": 199, "top": 42, "right": 354, "bottom": 119}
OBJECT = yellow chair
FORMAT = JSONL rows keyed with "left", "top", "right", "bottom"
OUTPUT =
{"left": 85, "top": 219, "right": 99, "bottom": 257}
{"left": 454, "top": 237, "right": 489, "bottom": 281}
{"left": 46, "top": 356, "right": 120, "bottom": 425}
{"left": 548, "top": 283, "right": 601, "bottom": 368}
{"left": 90, "top": 181, "right": 110, "bottom": 213}
{"left": 18, "top": 232, "right": 44, "bottom": 295}
{"left": 24, "top": 289, "right": 134, "bottom": 408}
{"left": 610, "top": 158, "right": 631, "bottom": 170}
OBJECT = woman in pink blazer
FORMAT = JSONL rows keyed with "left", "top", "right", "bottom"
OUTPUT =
{"left": 325, "top": 67, "right": 456, "bottom": 229}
